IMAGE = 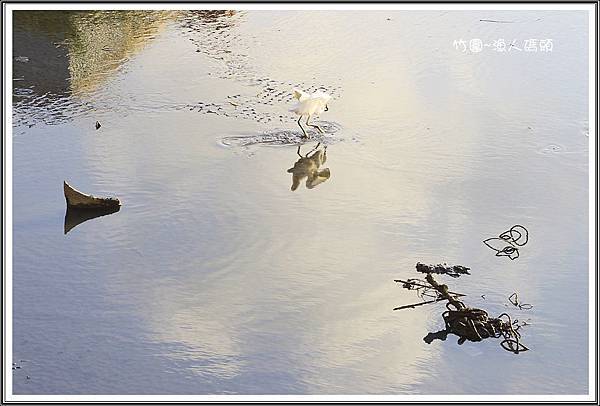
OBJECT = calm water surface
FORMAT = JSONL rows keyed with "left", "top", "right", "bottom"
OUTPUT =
{"left": 12, "top": 10, "right": 590, "bottom": 395}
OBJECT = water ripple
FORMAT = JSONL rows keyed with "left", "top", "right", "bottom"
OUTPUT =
{"left": 220, "top": 122, "right": 343, "bottom": 148}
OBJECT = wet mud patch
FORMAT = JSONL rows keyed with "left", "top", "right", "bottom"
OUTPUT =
{"left": 179, "top": 11, "right": 343, "bottom": 126}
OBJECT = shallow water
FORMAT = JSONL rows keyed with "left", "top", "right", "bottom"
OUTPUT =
{"left": 11, "top": 10, "right": 590, "bottom": 395}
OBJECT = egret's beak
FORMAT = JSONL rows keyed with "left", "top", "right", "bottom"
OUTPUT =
{"left": 325, "top": 105, "right": 329, "bottom": 111}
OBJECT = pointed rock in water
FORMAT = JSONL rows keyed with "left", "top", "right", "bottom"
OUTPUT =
{"left": 64, "top": 181, "right": 120, "bottom": 209}
{"left": 95, "top": 121, "right": 101, "bottom": 130}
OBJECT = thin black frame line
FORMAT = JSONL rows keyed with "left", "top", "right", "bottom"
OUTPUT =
{"left": 1, "top": 2, "right": 598, "bottom": 404}
{"left": 0, "top": 1, "right": 599, "bottom": 3}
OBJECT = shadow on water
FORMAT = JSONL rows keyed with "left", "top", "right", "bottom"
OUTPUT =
{"left": 64, "top": 206, "right": 120, "bottom": 235}
{"left": 287, "top": 143, "right": 331, "bottom": 191}
{"left": 12, "top": 10, "right": 176, "bottom": 128}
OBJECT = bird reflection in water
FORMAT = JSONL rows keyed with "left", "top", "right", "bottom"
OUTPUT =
{"left": 287, "top": 143, "right": 331, "bottom": 191}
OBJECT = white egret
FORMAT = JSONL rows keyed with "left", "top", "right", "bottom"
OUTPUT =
{"left": 290, "top": 88, "right": 332, "bottom": 138}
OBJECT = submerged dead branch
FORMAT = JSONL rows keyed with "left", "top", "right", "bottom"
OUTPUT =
{"left": 395, "top": 265, "right": 529, "bottom": 354}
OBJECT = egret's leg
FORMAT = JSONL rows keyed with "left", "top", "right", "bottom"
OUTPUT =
{"left": 306, "top": 115, "right": 324, "bottom": 134}
{"left": 306, "top": 142, "right": 321, "bottom": 157}
{"left": 297, "top": 115, "right": 308, "bottom": 138}
{"left": 296, "top": 145, "right": 302, "bottom": 158}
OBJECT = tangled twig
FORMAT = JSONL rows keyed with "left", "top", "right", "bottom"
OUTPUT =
{"left": 508, "top": 292, "right": 533, "bottom": 310}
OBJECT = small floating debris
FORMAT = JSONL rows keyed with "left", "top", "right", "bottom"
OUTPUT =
{"left": 540, "top": 144, "right": 563, "bottom": 154}
{"left": 64, "top": 181, "right": 120, "bottom": 209}
{"left": 12, "top": 359, "right": 26, "bottom": 370}
{"left": 95, "top": 121, "right": 101, "bottom": 130}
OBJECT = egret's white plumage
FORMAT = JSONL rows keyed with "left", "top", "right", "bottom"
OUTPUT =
{"left": 290, "top": 88, "right": 332, "bottom": 138}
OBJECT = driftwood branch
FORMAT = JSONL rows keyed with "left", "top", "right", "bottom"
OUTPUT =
{"left": 393, "top": 298, "right": 445, "bottom": 311}
{"left": 425, "top": 274, "right": 466, "bottom": 310}
{"left": 394, "top": 279, "right": 465, "bottom": 297}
